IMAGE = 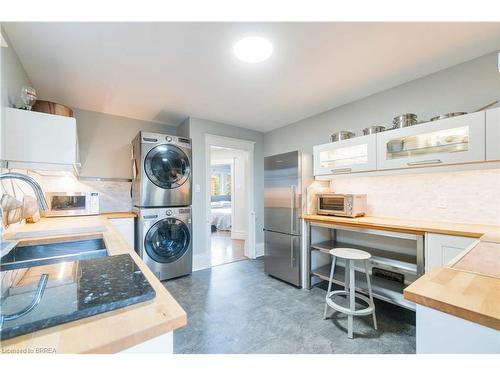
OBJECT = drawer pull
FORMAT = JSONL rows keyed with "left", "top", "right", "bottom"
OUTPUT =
{"left": 407, "top": 159, "right": 443, "bottom": 166}
{"left": 330, "top": 168, "right": 352, "bottom": 174}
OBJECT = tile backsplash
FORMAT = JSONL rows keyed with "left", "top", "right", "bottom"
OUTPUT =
{"left": 41, "top": 176, "right": 132, "bottom": 213}
{"left": 329, "top": 168, "right": 500, "bottom": 225}
{"left": 1, "top": 170, "right": 132, "bottom": 214}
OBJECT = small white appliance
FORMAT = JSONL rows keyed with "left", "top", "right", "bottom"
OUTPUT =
{"left": 45, "top": 192, "right": 99, "bottom": 217}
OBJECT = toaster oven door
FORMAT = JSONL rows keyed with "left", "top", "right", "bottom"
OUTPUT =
{"left": 318, "top": 195, "right": 346, "bottom": 215}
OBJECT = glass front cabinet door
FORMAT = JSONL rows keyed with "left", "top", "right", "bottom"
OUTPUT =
{"left": 376, "top": 111, "right": 486, "bottom": 170}
{"left": 313, "top": 134, "right": 377, "bottom": 176}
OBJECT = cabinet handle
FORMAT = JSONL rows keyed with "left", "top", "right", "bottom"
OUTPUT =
{"left": 330, "top": 168, "right": 352, "bottom": 174}
{"left": 407, "top": 159, "right": 443, "bottom": 166}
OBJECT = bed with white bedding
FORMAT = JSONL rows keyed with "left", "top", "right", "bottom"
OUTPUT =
{"left": 211, "top": 200, "right": 232, "bottom": 231}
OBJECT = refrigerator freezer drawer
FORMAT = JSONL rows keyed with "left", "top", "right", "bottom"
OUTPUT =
{"left": 264, "top": 230, "right": 301, "bottom": 287}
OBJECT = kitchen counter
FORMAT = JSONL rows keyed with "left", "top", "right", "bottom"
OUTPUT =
{"left": 301, "top": 214, "right": 500, "bottom": 239}
{"left": 0, "top": 214, "right": 187, "bottom": 353}
{"left": 302, "top": 214, "right": 500, "bottom": 330}
{"left": 404, "top": 239, "right": 500, "bottom": 330}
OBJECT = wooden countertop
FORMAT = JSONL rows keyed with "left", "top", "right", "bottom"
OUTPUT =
{"left": 303, "top": 214, "right": 500, "bottom": 330}
{"left": 0, "top": 214, "right": 187, "bottom": 353}
{"left": 302, "top": 214, "right": 500, "bottom": 239}
{"left": 101, "top": 211, "right": 137, "bottom": 219}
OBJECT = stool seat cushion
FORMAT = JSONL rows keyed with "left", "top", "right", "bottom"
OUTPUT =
{"left": 329, "top": 247, "right": 371, "bottom": 260}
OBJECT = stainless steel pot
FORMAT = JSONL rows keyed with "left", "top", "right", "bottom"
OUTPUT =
{"left": 393, "top": 113, "right": 417, "bottom": 128}
{"left": 430, "top": 112, "right": 467, "bottom": 121}
{"left": 330, "top": 131, "right": 355, "bottom": 142}
{"left": 363, "top": 126, "right": 386, "bottom": 135}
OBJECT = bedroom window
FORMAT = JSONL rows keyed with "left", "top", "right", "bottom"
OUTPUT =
{"left": 210, "top": 164, "right": 232, "bottom": 196}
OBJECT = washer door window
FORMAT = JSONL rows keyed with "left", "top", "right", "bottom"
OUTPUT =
{"left": 145, "top": 144, "right": 191, "bottom": 189}
{"left": 145, "top": 218, "right": 190, "bottom": 263}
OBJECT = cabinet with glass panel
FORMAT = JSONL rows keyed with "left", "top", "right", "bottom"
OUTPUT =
{"left": 313, "top": 134, "right": 377, "bottom": 176}
{"left": 376, "top": 111, "right": 486, "bottom": 170}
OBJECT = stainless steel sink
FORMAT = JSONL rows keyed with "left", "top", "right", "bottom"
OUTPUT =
{"left": 0, "top": 238, "right": 108, "bottom": 271}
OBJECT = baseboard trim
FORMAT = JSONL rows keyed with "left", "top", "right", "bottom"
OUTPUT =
{"left": 255, "top": 242, "right": 264, "bottom": 258}
{"left": 231, "top": 230, "right": 247, "bottom": 240}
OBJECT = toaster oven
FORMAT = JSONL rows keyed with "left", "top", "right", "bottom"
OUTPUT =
{"left": 317, "top": 193, "right": 367, "bottom": 217}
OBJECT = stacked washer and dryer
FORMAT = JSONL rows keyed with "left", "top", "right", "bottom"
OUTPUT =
{"left": 131, "top": 131, "right": 193, "bottom": 280}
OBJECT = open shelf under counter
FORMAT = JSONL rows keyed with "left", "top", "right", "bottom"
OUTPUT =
{"left": 311, "top": 264, "right": 415, "bottom": 311}
{"left": 310, "top": 240, "right": 417, "bottom": 274}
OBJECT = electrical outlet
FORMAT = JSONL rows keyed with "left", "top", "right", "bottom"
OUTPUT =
{"left": 437, "top": 197, "right": 448, "bottom": 209}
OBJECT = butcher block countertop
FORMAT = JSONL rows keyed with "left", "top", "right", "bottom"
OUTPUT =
{"left": 301, "top": 214, "right": 500, "bottom": 239}
{"left": 0, "top": 214, "right": 187, "bottom": 353}
{"left": 302, "top": 214, "right": 500, "bottom": 330}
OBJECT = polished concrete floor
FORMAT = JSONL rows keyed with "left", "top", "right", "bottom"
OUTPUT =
{"left": 163, "top": 259, "right": 416, "bottom": 354}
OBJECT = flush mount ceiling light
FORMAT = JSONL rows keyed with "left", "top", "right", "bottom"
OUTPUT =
{"left": 233, "top": 36, "right": 273, "bottom": 63}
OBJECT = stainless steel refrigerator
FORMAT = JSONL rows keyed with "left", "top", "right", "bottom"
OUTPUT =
{"left": 264, "top": 151, "right": 312, "bottom": 287}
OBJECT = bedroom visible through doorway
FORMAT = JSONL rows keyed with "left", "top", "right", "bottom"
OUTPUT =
{"left": 208, "top": 145, "right": 248, "bottom": 267}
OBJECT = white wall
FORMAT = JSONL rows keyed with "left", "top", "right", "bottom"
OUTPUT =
{"left": 264, "top": 52, "right": 499, "bottom": 156}
{"left": 181, "top": 117, "right": 264, "bottom": 256}
{"left": 74, "top": 108, "right": 177, "bottom": 179}
{"left": 211, "top": 148, "right": 248, "bottom": 239}
{"left": 1, "top": 25, "right": 32, "bottom": 110}
{"left": 1, "top": 26, "right": 33, "bottom": 175}
{"left": 264, "top": 52, "right": 500, "bottom": 225}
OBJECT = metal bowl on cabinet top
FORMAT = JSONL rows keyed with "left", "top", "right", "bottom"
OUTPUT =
{"left": 362, "top": 126, "right": 386, "bottom": 135}
{"left": 330, "top": 131, "right": 356, "bottom": 142}
{"left": 392, "top": 113, "right": 418, "bottom": 128}
{"left": 430, "top": 112, "right": 467, "bottom": 122}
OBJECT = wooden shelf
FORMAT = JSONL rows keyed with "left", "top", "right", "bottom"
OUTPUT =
{"left": 311, "top": 263, "right": 415, "bottom": 310}
{"left": 310, "top": 240, "right": 417, "bottom": 274}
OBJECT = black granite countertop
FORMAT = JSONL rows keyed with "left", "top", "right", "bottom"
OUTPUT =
{"left": 0, "top": 254, "right": 155, "bottom": 340}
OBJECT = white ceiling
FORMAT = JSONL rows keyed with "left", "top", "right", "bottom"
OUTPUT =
{"left": 4, "top": 22, "right": 499, "bottom": 132}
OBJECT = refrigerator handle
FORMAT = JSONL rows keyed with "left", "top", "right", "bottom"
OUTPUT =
{"left": 290, "top": 185, "right": 296, "bottom": 234}
{"left": 290, "top": 236, "right": 295, "bottom": 268}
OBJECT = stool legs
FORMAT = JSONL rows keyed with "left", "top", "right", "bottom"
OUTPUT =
{"left": 344, "top": 259, "right": 350, "bottom": 293}
{"left": 348, "top": 260, "right": 356, "bottom": 338}
{"left": 364, "top": 260, "right": 378, "bottom": 330}
{"left": 323, "top": 256, "right": 336, "bottom": 320}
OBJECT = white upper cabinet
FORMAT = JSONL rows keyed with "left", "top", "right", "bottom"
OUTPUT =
{"left": 376, "top": 111, "right": 486, "bottom": 170}
{"left": 3, "top": 108, "right": 80, "bottom": 174}
{"left": 485, "top": 107, "right": 499, "bottom": 161}
{"left": 313, "top": 134, "right": 377, "bottom": 176}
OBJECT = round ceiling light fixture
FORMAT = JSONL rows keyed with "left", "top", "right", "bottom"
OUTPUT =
{"left": 233, "top": 36, "right": 273, "bottom": 63}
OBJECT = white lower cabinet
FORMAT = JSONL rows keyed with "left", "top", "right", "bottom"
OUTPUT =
{"left": 416, "top": 305, "right": 499, "bottom": 354}
{"left": 424, "top": 233, "right": 477, "bottom": 273}
{"left": 109, "top": 218, "right": 135, "bottom": 249}
{"left": 120, "top": 331, "right": 173, "bottom": 353}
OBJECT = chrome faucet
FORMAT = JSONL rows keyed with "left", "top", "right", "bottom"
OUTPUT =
{"left": 0, "top": 172, "right": 49, "bottom": 212}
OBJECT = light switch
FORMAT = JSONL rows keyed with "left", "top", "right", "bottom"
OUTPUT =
{"left": 195, "top": 184, "right": 201, "bottom": 193}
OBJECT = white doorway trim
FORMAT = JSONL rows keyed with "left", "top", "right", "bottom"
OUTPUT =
{"left": 205, "top": 134, "right": 256, "bottom": 259}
